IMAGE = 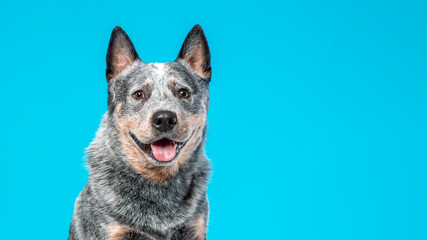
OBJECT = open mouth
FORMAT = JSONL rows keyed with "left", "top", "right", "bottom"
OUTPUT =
{"left": 129, "top": 132, "right": 187, "bottom": 162}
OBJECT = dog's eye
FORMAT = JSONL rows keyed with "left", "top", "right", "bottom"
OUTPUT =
{"left": 178, "top": 89, "right": 190, "bottom": 98}
{"left": 133, "top": 90, "right": 145, "bottom": 100}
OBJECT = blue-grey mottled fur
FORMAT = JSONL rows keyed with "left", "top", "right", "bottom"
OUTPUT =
{"left": 69, "top": 25, "right": 211, "bottom": 240}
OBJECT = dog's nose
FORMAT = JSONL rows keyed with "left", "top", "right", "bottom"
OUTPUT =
{"left": 152, "top": 111, "right": 177, "bottom": 132}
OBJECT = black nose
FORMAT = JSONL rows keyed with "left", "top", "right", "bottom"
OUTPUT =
{"left": 152, "top": 111, "right": 177, "bottom": 132}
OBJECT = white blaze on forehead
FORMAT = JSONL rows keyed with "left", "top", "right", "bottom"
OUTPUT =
{"left": 152, "top": 62, "right": 167, "bottom": 79}
{"left": 149, "top": 62, "right": 175, "bottom": 101}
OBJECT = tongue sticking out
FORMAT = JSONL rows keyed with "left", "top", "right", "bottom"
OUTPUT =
{"left": 151, "top": 139, "right": 177, "bottom": 161}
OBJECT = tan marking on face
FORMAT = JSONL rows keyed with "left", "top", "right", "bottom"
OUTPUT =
{"left": 115, "top": 102, "right": 123, "bottom": 113}
{"left": 144, "top": 78, "right": 152, "bottom": 85}
{"left": 114, "top": 104, "right": 206, "bottom": 183}
{"left": 191, "top": 215, "right": 206, "bottom": 240}
{"left": 200, "top": 100, "right": 206, "bottom": 112}
{"left": 115, "top": 103, "right": 204, "bottom": 183}
{"left": 183, "top": 46, "right": 211, "bottom": 79}
{"left": 106, "top": 222, "right": 132, "bottom": 240}
{"left": 107, "top": 48, "right": 135, "bottom": 79}
{"left": 175, "top": 113, "right": 206, "bottom": 167}
{"left": 170, "top": 77, "right": 177, "bottom": 83}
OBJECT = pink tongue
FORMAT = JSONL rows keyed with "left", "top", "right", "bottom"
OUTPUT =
{"left": 151, "top": 139, "right": 176, "bottom": 161}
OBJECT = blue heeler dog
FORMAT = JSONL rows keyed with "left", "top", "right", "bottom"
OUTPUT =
{"left": 68, "top": 25, "right": 211, "bottom": 240}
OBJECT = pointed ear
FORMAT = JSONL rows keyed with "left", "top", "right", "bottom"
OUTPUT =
{"left": 176, "top": 25, "right": 211, "bottom": 80}
{"left": 106, "top": 26, "right": 139, "bottom": 80}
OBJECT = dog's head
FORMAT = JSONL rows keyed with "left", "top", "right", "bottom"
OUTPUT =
{"left": 105, "top": 25, "right": 211, "bottom": 182}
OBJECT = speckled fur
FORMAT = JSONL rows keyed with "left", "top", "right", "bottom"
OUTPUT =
{"left": 69, "top": 25, "right": 212, "bottom": 240}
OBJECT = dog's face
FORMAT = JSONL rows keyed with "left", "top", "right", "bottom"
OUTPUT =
{"left": 105, "top": 25, "right": 211, "bottom": 181}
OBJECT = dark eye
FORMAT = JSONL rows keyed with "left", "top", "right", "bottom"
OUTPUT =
{"left": 133, "top": 90, "right": 145, "bottom": 100}
{"left": 178, "top": 89, "right": 190, "bottom": 98}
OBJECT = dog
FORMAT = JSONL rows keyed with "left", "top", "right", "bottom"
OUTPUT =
{"left": 68, "top": 25, "right": 212, "bottom": 240}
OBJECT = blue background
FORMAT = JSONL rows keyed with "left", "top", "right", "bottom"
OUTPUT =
{"left": 1, "top": 0, "right": 426, "bottom": 239}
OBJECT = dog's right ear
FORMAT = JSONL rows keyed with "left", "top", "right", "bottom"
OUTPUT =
{"left": 106, "top": 26, "right": 139, "bottom": 81}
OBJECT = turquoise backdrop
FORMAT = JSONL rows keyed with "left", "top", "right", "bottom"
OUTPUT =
{"left": 1, "top": 0, "right": 426, "bottom": 239}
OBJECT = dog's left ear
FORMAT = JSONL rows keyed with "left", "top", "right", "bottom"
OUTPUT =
{"left": 176, "top": 25, "right": 211, "bottom": 80}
